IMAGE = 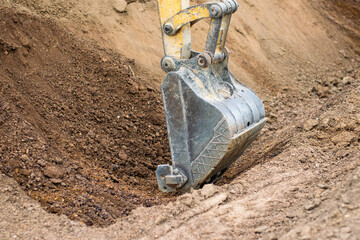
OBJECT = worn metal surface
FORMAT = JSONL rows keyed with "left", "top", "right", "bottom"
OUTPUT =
{"left": 156, "top": 0, "right": 266, "bottom": 193}
{"left": 157, "top": 0, "right": 191, "bottom": 59}
{"left": 162, "top": 2, "right": 234, "bottom": 36}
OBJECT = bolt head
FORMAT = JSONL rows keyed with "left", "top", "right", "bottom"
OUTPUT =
{"left": 209, "top": 5, "right": 221, "bottom": 18}
{"left": 197, "top": 53, "right": 212, "bottom": 68}
{"left": 161, "top": 57, "right": 176, "bottom": 72}
{"left": 163, "top": 24, "right": 174, "bottom": 35}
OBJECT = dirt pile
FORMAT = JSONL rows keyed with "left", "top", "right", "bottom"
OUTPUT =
{"left": 0, "top": 7, "right": 171, "bottom": 226}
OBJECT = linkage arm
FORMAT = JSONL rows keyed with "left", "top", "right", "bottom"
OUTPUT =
{"left": 162, "top": 3, "right": 224, "bottom": 36}
{"left": 158, "top": 0, "right": 238, "bottom": 65}
{"left": 158, "top": 0, "right": 191, "bottom": 59}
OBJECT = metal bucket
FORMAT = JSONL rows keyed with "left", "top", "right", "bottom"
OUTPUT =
{"left": 156, "top": 53, "right": 266, "bottom": 192}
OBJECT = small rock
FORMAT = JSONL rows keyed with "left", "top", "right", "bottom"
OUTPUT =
{"left": 19, "top": 169, "right": 31, "bottom": 176}
{"left": 300, "top": 226, "right": 312, "bottom": 239}
{"left": 329, "top": 77, "right": 340, "bottom": 86}
{"left": 87, "top": 130, "right": 95, "bottom": 137}
{"left": 43, "top": 166, "right": 65, "bottom": 179}
{"left": 346, "top": 67, "right": 354, "bottom": 74}
{"left": 44, "top": 181, "right": 55, "bottom": 188}
{"left": 200, "top": 184, "right": 218, "bottom": 198}
{"left": 341, "top": 227, "right": 351, "bottom": 233}
{"left": 339, "top": 233, "right": 351, "bottom": 240}
{"left": 300, "top": 235, "right": 311, "bottom": 240}
{"left": 311, "top": 85, "right": 330, "bottom": 98}
{"left": 99, "top": 137, "right": 108, "bottom": 146}
{"left": 118, "top": 150, "right": 128, "bottom": 160}
{"left": 331, "top": 131, "right": 357, "bottom": 146}
{"left": 317, "top": 183, "right": 329, "bottom": 189}
{"left": 342, "top": 76, "right": 354, "bottom": 85}
{"left": 254, "top": 225, "right": 268, "bottom": 233}
{"left": 268, "top": 233, "right": 278, "bottom": 240}
{"left": 112, "top": 164, "right": 119, "bottom": 170}
{"left": 20, "top": 154, "right": 30, "bottom": 161}
{"left": 167, "top": 201, "right": 174, "bottom": 208}
{"left": 1, "top": 186, "right": 13, "bottom": 192}
{"left": 339, "top": 50, "right": 348, "bottom": 58}
{"left": 113, "top": 0, "right": 127, "bottom": 13}
{"left": 72, "top": 164, "right": 80, "bottom": 170}
{"left": 341, "top": 194, "right": 350, "bottom": 204}
{"left": 304, "top": 200, "right": 320, "bottom": 211}
{"left": 303, "top": 119, "right": 319, "bottom": 131}
{"left": 50, "top": 178, "right": 63, "bottom": 184}
{"left": 20, "top": 36, "right": 31, "bottom": 48}
{"left": 178, "top": 194, "right": 193, "bottom": 207}
{"left": 335, "top": 150, "right": 350, "bottom": 158}
{"left": 155, "top": 215, "right": 167, "bottom": 225}
{"left": 54, "top": 157, "right": 63, "bottom": 164}
{"left": 326, "top": 230, "right": 335, "bottom": 238}
{"left": 286, "top": 212, "right": 297, "bottom": 219}
{"left": 182, "top": 197, "right": 193, "bottom": 207}
{"left": 47, "top": 202, "right": 62, "bottom": 213}
{"left": 147, "top": 86, "right": 155, "bottom": 92}
{"left": 290, "top": 186, "right": 300, "bottom": 192}
{"left": 321, "top": 189, "right": 330, "bottom": 200}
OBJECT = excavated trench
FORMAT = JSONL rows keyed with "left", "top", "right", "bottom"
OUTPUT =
{"left": 0, "top": 8, "right": 176, "bottom": 227}
{"left": 1, "top": 0, "right": 359, "bottom": 228}
{"left": 0, "top": 7, "right": 278, "bottom": 227}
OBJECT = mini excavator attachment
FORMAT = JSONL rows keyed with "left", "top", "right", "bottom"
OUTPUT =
{"left": 155, "top": 0, "right": 266, "bottom": 193}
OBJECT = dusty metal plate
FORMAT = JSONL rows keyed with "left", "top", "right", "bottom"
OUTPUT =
{"left": 156, "top": 56, "right": 266, "bottom": 193}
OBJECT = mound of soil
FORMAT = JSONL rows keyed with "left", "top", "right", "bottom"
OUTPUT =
{"left": 0, "top": 7, "right": 171, "bottom": 226}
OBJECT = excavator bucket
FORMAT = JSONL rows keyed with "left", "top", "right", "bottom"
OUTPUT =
{"left": 155, "top": 0, "right": 266, "bottom": 193}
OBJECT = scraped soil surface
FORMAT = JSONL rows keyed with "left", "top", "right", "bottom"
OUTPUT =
{"left": 0, "top": 0, "right": 360, "bottom": 239}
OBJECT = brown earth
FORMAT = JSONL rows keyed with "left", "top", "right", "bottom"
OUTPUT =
{"left": 0, "top": 7, "right": 173, "bottom": 227}
{"left": 0, "top": 0, "right": 360, "bottom": 239}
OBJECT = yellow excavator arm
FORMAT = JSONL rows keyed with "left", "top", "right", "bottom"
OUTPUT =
{"left": 158, "top": 0, "right": 191, "bottom": 59}
{"left": 155, "top": 0, "right": 267, "bottom": 193}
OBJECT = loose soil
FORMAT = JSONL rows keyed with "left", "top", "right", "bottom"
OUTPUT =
{"left": 0, "top": 7, "right": 172, "bottom": 227}
{"left": 0, "top": 0, "right": 359, "bottom": 239}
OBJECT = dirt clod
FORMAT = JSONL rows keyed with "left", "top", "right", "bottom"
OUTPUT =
{"left": 303, "top": 119, "right": 319, "bottom": 131}
{"left": 43, "top": 166, "right": 66, "bottom": 179}
{"left": 199, "top": 184, "right": 218, "bottom": 199}
{"left": 330, "top": 131, "right": 357, "bottom": 146}
{"left": 113, "top": 0, "right": 127, "bottom": 13}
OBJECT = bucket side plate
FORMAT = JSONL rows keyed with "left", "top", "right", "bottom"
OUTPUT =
{"left": 156, "top": 65, "right": 266, "bottom": 192}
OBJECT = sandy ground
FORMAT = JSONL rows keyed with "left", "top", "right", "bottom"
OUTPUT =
{"left": 0, "top": 0, "right": 359, "bottom": 239}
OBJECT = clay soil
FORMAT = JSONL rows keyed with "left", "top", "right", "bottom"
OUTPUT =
{"left": 0, "top": 0, "right": 360, "bottom": 239}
